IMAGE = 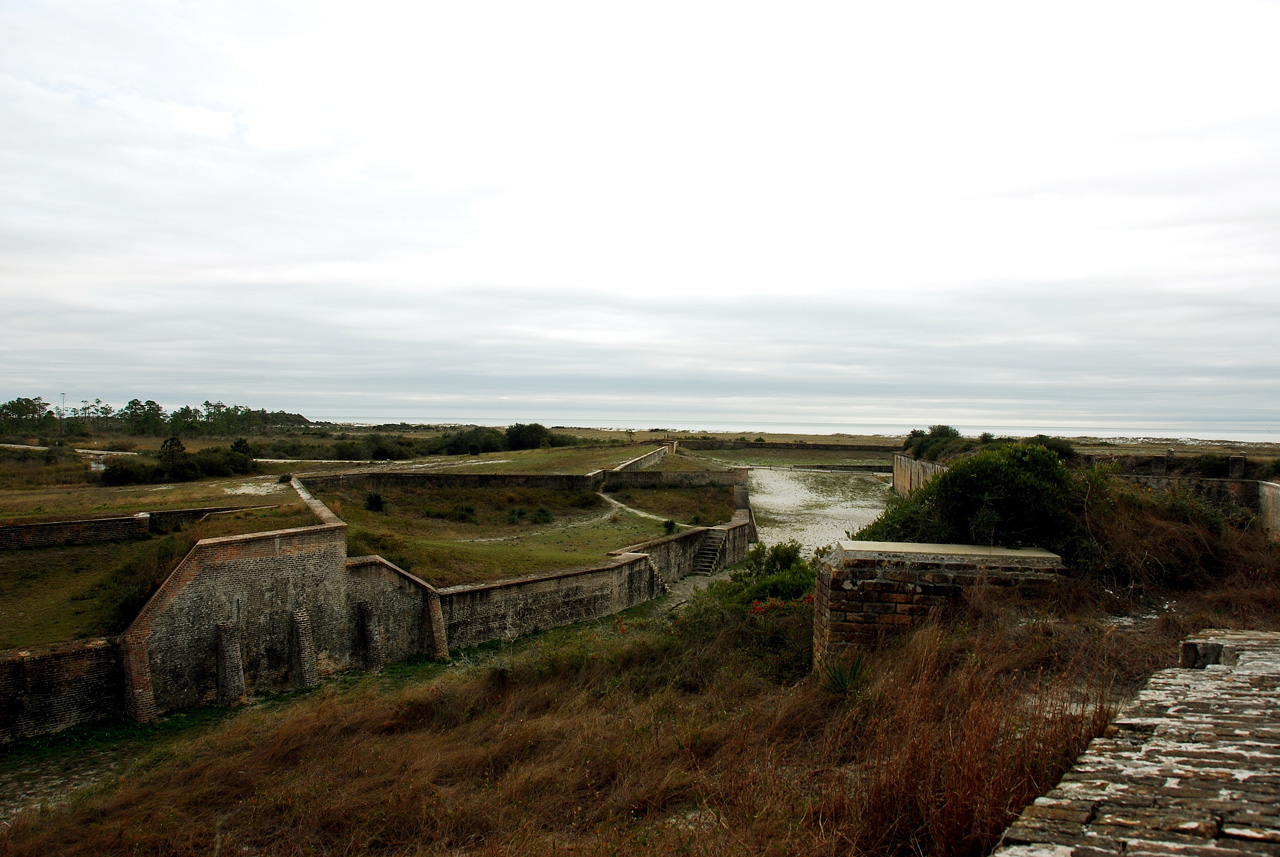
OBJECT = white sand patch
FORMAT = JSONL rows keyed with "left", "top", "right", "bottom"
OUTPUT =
{"left": 224, "top": 481, "right": 287, "bottom": 496}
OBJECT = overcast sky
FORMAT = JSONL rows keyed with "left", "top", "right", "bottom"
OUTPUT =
{"left": 3, "top": 2, "right": 1279, "bottom": 438}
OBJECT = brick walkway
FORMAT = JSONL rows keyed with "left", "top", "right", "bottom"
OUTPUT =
{"left": 995, "top": 630, "right": 1280, "bottom": 856}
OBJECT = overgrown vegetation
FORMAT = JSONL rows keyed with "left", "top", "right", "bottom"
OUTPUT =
{"left": 6, "top": 539, "right": 1200, "bottom": 856}
{"left": 101, "top": 437, "right": 258, "bottom": 485}
{"left": 859, "top": 441, "right": 1279, "bottom": 590}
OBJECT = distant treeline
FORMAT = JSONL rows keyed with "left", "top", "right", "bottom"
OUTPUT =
{"left": 99, "top": 424, "right": 580, "bottom": 485}
{"left": 0, "top": 396, "right": 310, "bottom": 438}
{"left": 253, "top": 423, "right": 581, "bottom": 461}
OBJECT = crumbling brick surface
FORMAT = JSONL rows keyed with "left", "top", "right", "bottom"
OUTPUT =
{"left": 814, "top": 541, "right": 1065, "bottom": 658}
{"left": 994, "top": 630, "right": 1280, "bottom": 856}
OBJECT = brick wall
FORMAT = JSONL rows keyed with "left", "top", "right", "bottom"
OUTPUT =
{"left": 814, "top": 541, "right": 1065, "bottom": 660}
{"left": 345, "top": 556, "right": 448, "bottom": 663}
{"left": 0, "top": 640, "right": 123, "bottom": 742}
{"left": 0, "top": 506, "right": 257, "bottom": 550}
{"left": 122, "top": 523, "right": 351, "bottom": 718}
{"left": 0, "top": 514, "right": 149, "bottom": 550}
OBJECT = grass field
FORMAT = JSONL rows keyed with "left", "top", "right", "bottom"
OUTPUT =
{"left": 0, "top": 504, "right": 319, "bottom": 648}
{"left": 320, "top": 482, "right": 687, "bottom": 588}
{"left": 604, "top": 485, "right": 737, "bottom": 526}
{"left": 0, "top": 473, "right": 304, "bottom": 524}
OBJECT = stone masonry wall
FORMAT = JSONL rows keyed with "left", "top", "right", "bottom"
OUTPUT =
{"left": 122, "top": 523, "right": 350, "bottom": 719}
{"left": 438, "top": 554, "right": 659, "bottom": 650}
{"left": 345, "top": 556, "right": 448, "bottom": 664}
{"left": 814, "top": 541, "right": 1065, "bottom": 659}
{"left": 0, "top": 640, "right": 124, "bottom": 742}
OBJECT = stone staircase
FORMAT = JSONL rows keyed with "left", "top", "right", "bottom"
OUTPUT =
{"left": 691, "top": 529, "right": 727, "bottom": 577}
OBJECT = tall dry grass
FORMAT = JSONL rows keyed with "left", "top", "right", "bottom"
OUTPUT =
{"left": 3, "top": 592, "right": 1131, "bottom": 857}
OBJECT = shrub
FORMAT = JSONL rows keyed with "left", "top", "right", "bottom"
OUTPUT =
{"left": 530, "top": 507, "right": 553, "bottom": 524}
{"left": 365, "top": 492, "right": 385, "bottom": 512}
{"left": 101, "top": 457, "right": 159, "bottom": 486}
{"left": 663, "top": 519, "right": 676, "bottom": 534}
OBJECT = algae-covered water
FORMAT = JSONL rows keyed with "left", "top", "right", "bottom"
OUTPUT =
{"left": 749, "top": 468, "right": 892, "bottom": 554}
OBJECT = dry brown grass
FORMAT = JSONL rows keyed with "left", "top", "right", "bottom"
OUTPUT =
{"left": 2, "top": 588, "right": 1162, "bottom": 857}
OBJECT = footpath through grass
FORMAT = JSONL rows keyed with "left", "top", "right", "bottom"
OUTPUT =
{"left": 324, "top": 483, "right": 686, "bottom": 588}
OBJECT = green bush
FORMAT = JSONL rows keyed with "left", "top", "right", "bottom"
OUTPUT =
{"left": 101, "top": 457, "right": 160, "bottom": 486}
{"left": 857, "top": 444, "right": 1084, "bottom": 554}
{"left": 365, "top": 492, "right": 385, "bottom": 512}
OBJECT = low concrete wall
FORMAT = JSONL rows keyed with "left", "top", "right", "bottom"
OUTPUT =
{"left": 814, "top": 541, "right": 1065, "bottom": 659}
{"left": 612, "top": 446, "right": 668, "bottom": 471}
{"left": 0, "top": 640, "right": 124, "bottom": 742}
{"left": 438, "top": 554, "right": 660, "bottom": 650}
{"left": 1261, "top": 482, "right": 1280, "bottom": 540}
{"left": 602, "top": 469, "right": 748, "bottom": 490}
{"left": 892, "top": 453, "right": 948, "bottom": 495}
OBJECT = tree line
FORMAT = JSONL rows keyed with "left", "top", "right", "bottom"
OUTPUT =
{"left": 0, "top": 396, "right": 311, "bottom": 438}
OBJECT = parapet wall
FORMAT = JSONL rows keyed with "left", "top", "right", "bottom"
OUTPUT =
{"left": 8, "top": 468, "right": 757, "bottom": 738}
{"left": 0, "top": 640, "right": 124, "bottom": 742}
{"left": 0, "top": 506, "right": 259, "bottom": 551}
{"left": 611, "top": 446, "right": 668, "bottom": 471}
{"left": 439, "top": 555, "right": 658, "bottom": 650}
{"left": 814, "top": 541, "right": 1065, "bottom": 659}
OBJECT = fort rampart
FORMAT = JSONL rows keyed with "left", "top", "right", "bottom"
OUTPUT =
{"left": 3, "top": 465, "right": 754, "bottom": 740}
{"left": 0, "top": 506, "right": 267, "bottom": 551}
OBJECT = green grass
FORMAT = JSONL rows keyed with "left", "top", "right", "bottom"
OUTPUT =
{"left": 0, "top": 505, "right": 319, "bottom": 648}
{"left": 321, "top": 482, "right": 673, "bottom": 587}
{"left": 0, "top": 474, "right": 302, "bottom": 524}
{"left": 605, "top": 485, "right": 737, "bottom": 525}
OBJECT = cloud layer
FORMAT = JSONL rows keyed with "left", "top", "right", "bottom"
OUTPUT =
{"left": 3, "top": 1, "right": 1279, "bottom": 437}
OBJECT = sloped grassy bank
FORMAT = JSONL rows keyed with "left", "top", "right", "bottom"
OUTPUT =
{"left": 0, "top": 550, "right": 1233, "bottom": 857}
